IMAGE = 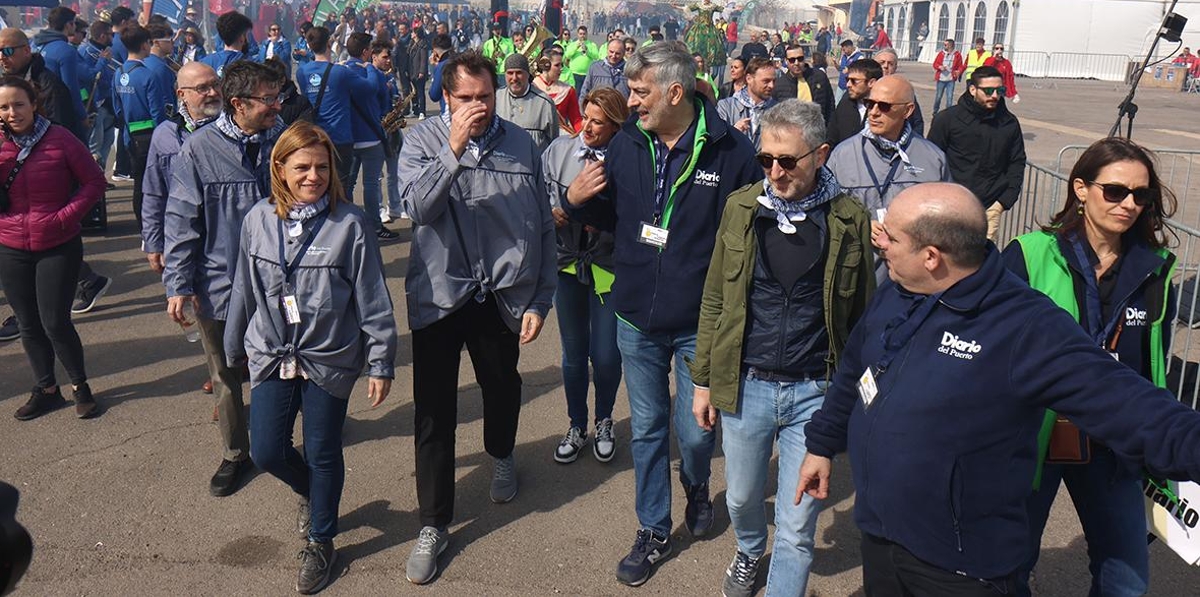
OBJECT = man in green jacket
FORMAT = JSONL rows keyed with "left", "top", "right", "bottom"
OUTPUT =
{"left": 563, "top": 25, "right": 600, "bottom": 90}
{"left": 688, "top": 99, "right": 875, "bottom": 597}
{"left": 482, "top": 23, "right": 516, "bottom": 84}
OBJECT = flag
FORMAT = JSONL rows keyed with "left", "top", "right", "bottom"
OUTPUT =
{"left": 313, "top": 0, "right": 346, "bottom": 25}
{"left": 153, "top": 0, "right": 186, "bottom": 26}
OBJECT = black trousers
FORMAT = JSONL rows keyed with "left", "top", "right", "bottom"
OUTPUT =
{"left": 333, "top": 143, "right": 354, "bottom": 193}
{"left": 0, "top": 236, "right": 87, "bottom": 389}
{"left": 412, "top": 297, "right": 522, "bottom": 528}
{"left": 862, "top": 534, "right": 1015, "bottom": 597}
{"left": 129, "top": 130, "right": 153, "bottom": 228}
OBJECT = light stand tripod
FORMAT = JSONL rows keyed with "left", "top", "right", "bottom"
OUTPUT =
{"left": 1109, "top": 0, "right": 1186, "bottom": 139}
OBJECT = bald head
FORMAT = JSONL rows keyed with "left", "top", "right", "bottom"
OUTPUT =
{"left": 891, "top": 183, "right": 988, "bottom": 271}
{"left": 175, "top": 61, "right": 223, "bottom": 120}
{"left": 867, "top": 75, "right": 916, "bottom": 140}
{"left": 0, "top": 28, "right": 27, "bottom": 46}
{"left": 0, "top": 29, "right": 31, "bottom": 74}
{"left": 177, "top": 61, "right": 217, "bottom": 87}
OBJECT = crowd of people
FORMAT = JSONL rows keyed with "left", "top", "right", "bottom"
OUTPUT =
{"left": 4, "top": 3, "right": 1200, "bottom": 597}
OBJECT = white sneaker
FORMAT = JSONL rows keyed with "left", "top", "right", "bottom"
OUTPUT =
{"left": 380, "top": 209, "right": 393, "bottom": 224}
{"left": 554, "top": 426, "right": 587, "bottom": 463}
{"left": 593, "top": 418, "right": 615, "bottom": 462}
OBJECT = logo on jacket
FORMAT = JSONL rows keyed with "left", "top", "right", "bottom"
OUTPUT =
{"left": 1126, "top": 307, "right": 1147, "bottom": 327}
{"left": 694, "top": 170, "right": 721, "bottom": 187}
{"left": 119, "top": 73, "right": 130, "bottom": 86}
{"left": 309, "top": 73, "right": 322, "bottom": 88}
{"left": 938, "top": 332, "right": 982, "bottom": 360}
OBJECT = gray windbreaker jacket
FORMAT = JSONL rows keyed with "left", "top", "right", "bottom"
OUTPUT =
{"left": 541, "top": 135, "right": 614, "bottom": 275}
{"left": 398, "top": 116, "right": 556, "bottom": 332}
{"left": 223, "top": 201, "right": 397, "bottom": 399}
{"left": 495, "top": 86, "right": 559, "bottom": 152}
{"left": 163, "top": 119, "right": 278, "bottom": 320}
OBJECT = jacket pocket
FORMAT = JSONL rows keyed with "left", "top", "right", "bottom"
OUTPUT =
{"left": 836, "top": 243, "right": 863, "bottom": 298}
{"left": 722, "top": 231, "right": 745, "bottom": 281}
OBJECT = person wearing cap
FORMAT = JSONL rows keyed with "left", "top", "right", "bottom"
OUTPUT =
{"left": 495, "top": 53, "right": 559, "bottom": 151}
{"left": 177, "top": 26, "right": 207, "bottom": 64}
{"left": 481, "top": 23, "right": 515, "bottom": 86}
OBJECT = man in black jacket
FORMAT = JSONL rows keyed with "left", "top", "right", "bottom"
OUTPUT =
{"left": 772, "top": 44, "right": 834, "bottom": 122}
{"left": 825, "top": 58, "right": 881, "bottom": 147}
{"left": 928, "top": 65, "right": 1026, "bottom": 241}
{"left": 406, "top": 26, "right": 430, "bottom": 118}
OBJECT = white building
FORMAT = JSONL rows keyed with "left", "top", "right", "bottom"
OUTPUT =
{"left": 877, "top": 0, "right": 1200, "bottom": 80}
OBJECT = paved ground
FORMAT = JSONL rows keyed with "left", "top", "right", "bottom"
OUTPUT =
{"left": 3, "top": 72, "right": 1200, "bottom": 596}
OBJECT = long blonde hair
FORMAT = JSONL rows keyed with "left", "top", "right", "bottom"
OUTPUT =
{"left": 268, "top": 121, "right": 346, "bottom": 218}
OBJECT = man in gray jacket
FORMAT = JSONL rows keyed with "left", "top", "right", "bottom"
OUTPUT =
{"left": 580, "top": 39, "right": 628, "bottom": 107}
{"left": 495, "top": 53, "right": 559, "bottom": 151}
{"left": 827, "top": 75, "right": 950, "bottom": 284}
{"left": 163, "top": 60, "right": 287, "bottom": 498}
{"left": 397, "top": 50, "right": 556, "bottom": 586}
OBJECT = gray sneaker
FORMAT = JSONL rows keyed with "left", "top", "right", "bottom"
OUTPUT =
{"left": 722, "top": 551, "right": 760, "bottom": 597}
{"left": 297, "top": 496, "right": 311, "bottom": 539}
{"left": 490, "top": 454, "right": 518, "bottom": 503}
{"left": 405, "top": 526, "right": 448, "bottom": 584}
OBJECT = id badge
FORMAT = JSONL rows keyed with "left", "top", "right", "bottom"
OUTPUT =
{"left": 857, "top": 367, "right": 879, "bottom": 409}
{"left": 875, "top": 208, "right": 888, "bottom": 222}
{"left": 282, "top": 295, "right": 301, "bottom": 324}
{"left": 638, "top": 222, "right": 670, "bottom": 249}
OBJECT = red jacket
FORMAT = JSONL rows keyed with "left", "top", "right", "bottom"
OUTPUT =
{"left": 984, "top": 56, "right": 1019, "bottom": 97}
{"left": 933, "top": 49, "right": 964, "bottom": 82}
{"left": 0, "top": 125, "right": 105, "bottom": 252}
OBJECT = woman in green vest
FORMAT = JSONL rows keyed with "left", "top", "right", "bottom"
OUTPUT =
{"left": 1001, "top": 137, "right": 1178, "bottom": 597}
{"left": 542, "top": 88, "right": 629, "bottom": 464}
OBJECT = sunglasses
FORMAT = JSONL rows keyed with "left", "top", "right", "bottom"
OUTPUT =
{"left": 786, "top": 55, "right": 806, "bottom": 63}
{"left": 993, "top": 47, "right": 1004, "bottom": 52}
{"left": 1087, "top": 181, "right": 1160, "bottom": 207}
{"left": 756, "top": 146, "right": 819, "bottom": 170}
{"left": 864, "top": 99, "right": 911, "bottom": 114}
{"left": 0, "top": 46, "right": 24, "bottom": 57}
{"left": 976, "top": 86, "right": 1006, "bottom": 96}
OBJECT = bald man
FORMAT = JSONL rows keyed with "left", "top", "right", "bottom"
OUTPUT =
{"left": 827, "top": 75, "right": 950, "bottom": 284}
{"left": 872, "top": 48, "right": 924, "bottom": 135}
{"left": 0, "top": 28, "right": 87, "bottom": 140}
{"left": 141, "top": 61, "right": 223, "bottom": 273}
{"left": 798, "top": 184, "right": 1200, "bottom": 596}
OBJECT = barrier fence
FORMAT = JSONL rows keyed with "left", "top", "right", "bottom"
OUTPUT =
{"left": 892, "top": 40, "right": 1177, "bottom": 83}
{"left": 1005, "top": 162, "right": 1200, "bottom": 408}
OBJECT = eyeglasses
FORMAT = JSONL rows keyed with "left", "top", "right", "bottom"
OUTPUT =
{"left": 1087, "top": 181, "right": 1160, "bottom": 207}
{"left": 269, "top": 27, "right": 280, "bottom": 31}
{"left": 756, "top": 146, "right": 819, "bottom": 170}
{"left": 863, "top": 98, "right": 912, "bottom": 114}
{"left": 181, "top": 83, "right": 220, "bottom": 94}
{"left": 0, "top": 45, "right": 25, "bottom": 57}
{"left": 976, "top": 86, "right": 1006, "bottom": 96}
{"left": 239, "top": 94, "right": 282, "bottom": 106}
{"left": 786, "top": 55, "right": 806, "bottom": 63}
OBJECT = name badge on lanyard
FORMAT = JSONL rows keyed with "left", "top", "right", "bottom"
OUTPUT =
{"left": 277, "top": 212, "right": 329, "bottom": 328}
{"left": 858, "top": 367, "right": 879, "bottom": 408}
{"left": 638, "top": 222, "right": 670, "bottom": 248}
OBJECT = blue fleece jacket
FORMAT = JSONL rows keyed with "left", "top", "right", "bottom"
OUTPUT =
{"left": 143, "top": 55, "right": 177, "bottom": 112}
{"left": 113, "top": 60, "right": 169, "bottom": 139}
{"left": 201, "top": 49, "right": 248, "bottom": 78}
{"left": 32, "top": 30, "right": 89, "bottom": 121}
{"left": 112, "top": 33, "right": 128, "bottom": 64}
{"left": 805, "top": 246, "right": 1200, "bottom": 580}
{"left": 566, "top": 98, "right": 763, "bottom": 334}
{"left": 78, "top": 40, "right": 115, "bottom": 110}
{"left": 258, "top": 36, "right": 292, "bottom": 73}
{"left": 344, "top": 59, "right": 390, "bottom": 144}
{"left": 296, "top": 60, "right": 375, "bottom": 146}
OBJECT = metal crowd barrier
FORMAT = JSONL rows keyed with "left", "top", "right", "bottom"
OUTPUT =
{"left": 1004, "top": 161, "right": 1200, "bottom": 408}
{"left": 1056, "top": 146, "right": 1200, "bottom": 229}
{"left": 895, "top": 44, "right": 1139, "bottom": 83}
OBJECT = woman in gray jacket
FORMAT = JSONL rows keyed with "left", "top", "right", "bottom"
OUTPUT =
{"left": 224, "top": 121, "right": 397, "bottom": 595}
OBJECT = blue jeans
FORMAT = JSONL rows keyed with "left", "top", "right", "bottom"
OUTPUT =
{"left": 933, "top": 80, "right": 956, "bottom": 113}
{"left": 249, "top": 378, "right": 350, "bottom": 543}
{"left": 616, "top": 320, "right": 715, "bottom": 535}
{"left": 384, "top": 134, "right": 403, "bottom": 216}
{"left": 722, "top": 373, "right": 827, "bottom": 597}
{"left": 1017, "top": 448, "right": 1149, "bottom": 597}
{"left": 88, "top": 104, "right": 116, "bottom": 165}
{"left": 555, "top": 272, "right": 621, "bottom": 429}
{"left": 347, "top": 143, "right": 385, "bottom": 231}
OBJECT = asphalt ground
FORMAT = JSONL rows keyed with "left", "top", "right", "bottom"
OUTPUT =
{"left": 3, "top": 70, "right": 1200, "bottom": 596}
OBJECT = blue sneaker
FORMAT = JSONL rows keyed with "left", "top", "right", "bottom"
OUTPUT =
{"left": 615, "top": 528, "right": 671, "bottom": 586}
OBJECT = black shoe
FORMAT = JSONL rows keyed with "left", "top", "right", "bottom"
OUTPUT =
{"left": 14, "top": 386, "right": 67, "bottom": 420}
{"left": 0, "top": 315, "right": 18, "bottom": 341}
{"left": 376, "top": 227, "right": 400, "bottom": 242}
{"left": 72, "top": 275, "right": 112, "bottom": 314}
{"left": 684, "top": 481, "right": 714, "bottom": 538}
{"left": 296, "top": 540, "right": 337, "bottom": 594}
{"left": 105, "top": 182, "right": 116, "bottom": 191}
{"left": 615, "top": 528, "right": 672, "bottom": 587}
{"left": 297, "top": 496, "right": 312, "bottom": 540}
{"left": 209, "top": 458, "right": 251, "bottom": 497}
{"left": 73, "top": 382, "right": 100, "bottom": 419}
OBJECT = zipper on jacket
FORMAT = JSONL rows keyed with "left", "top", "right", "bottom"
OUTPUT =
{"left": 775, "top": 292, "right": 790, "bottom": 372}
{"left": 949, "top": 459, "right": 964, "bottom": 553}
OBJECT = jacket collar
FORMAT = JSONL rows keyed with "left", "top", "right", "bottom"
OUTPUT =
{"left": 937, "top": 244, "right": 1006, "bottom": 313}
{"left": 1056, "top": 231, "right": 1169, "bottom": 288}
{"left": 957, "top": 91, "right": 1012, "bottom": 122}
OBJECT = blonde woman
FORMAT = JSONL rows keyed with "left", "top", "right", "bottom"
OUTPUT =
{"left": 224, "top": 121, "right": 397, "bottom": 595}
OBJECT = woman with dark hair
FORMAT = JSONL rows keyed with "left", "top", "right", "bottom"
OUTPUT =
{"left": 0, "top": 76, "right": 106, "bottom": 420}
{"left": 1003, "top": 137, "right": 1178, "bottom": 597}
{"left": 224, "top": 120, "right": 396, "bottom": 595}
{"left": 717, "top": 56, "right": 746, "bottom": 99}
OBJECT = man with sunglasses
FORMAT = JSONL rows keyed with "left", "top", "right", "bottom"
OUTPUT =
{"left": 826, "top": 57, "right": 881, "bottom": 147}
{"left": 0, "top": 28, "right": 86, "bottom": 142}
{"left": 828, "top": 75, "right": 949, "bottom": 284}
{"left": 928, "top": 65, "right": 1026, "bottom": 242}
{"left": 691, "top": 99, "right": 874, "bottom": 597}
{"left": 164, "top": 60, "right": 286, "bottom": 499}
{"left": 983, "top": 45, "right": 1019, "bottom": 104}
{"left": 772, "top": 44, "right": 834, "bottom": 123}
{"left": 258, "top": 24, "right": 292, "bottom": 78}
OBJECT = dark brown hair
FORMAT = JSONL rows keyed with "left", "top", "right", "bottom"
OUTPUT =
{"left": 1045, "top": 137, "right": 1177, "bottom": 248}
{"left": 0, "top": 76, "right": 38, "bottom": 106}
{"left": 441, "top": 50, "right": 498, "bottom": 96}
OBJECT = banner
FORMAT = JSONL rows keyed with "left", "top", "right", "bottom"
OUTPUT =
{"left": 152, "top": 0, "right": 186, "bottom": 26}
{"left": 1144, "top": 476, "right": 1200, "bottom": 565}
{"left": 313, "top": 0, "right": 345, "bottom": 26}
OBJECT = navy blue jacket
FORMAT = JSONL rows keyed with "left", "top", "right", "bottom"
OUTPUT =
{"left": 344, "top": 59, "right": 390, "bottom": 145}
{"left": 806, "top": 247, "right": 1200, "bottom": 580}
{"left": 201, "top": 49, "right": 248, "bottom": 78}
{"left": 78, "top": 40, "right": 116, "bottom": 111}
{"left": 567, "top": 97, "right": 762, "bottom": 333}
{"left": 297, "top": 60, "right": 375, "bottom": 146}
{"left": 112, "top": 60, "right": 170, "bottom": 138}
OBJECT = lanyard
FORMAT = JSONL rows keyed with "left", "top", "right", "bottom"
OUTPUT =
{"left": 875, "top": 291, "right": 943, "bottom": 375}
{"left": 862, "top": 139, "right": 903, "bottom": 200}
{"left": 276, "top": 211, "right": 329, "bottom": 294}
{"left": 1069, "top": 237, "right": 1122, "bottom": 348}
{"left": 650, "top": 135, "right": 671, "bottom": 224}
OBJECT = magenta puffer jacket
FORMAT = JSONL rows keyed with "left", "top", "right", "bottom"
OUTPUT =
{"left": 0, "top": 124, "right": 105, "bottom": 252}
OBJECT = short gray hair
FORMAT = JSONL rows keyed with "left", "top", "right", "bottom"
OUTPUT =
{"left": 626, "top": 41, "right": 695, "bottom": 99}
{"left": 759, "top": 100, "right": 826, "bottom": 153}
{"left": 874, "top": 48, "right": 898, "bottom": 62}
